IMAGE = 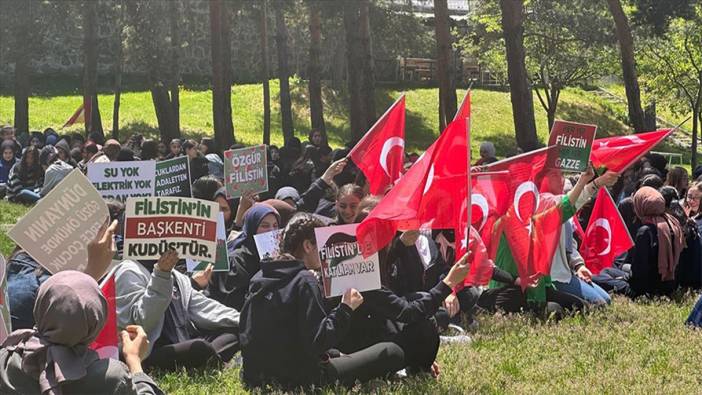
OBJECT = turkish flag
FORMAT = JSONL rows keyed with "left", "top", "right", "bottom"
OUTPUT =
{"left": 469, "top": 171, "right": 510, "bottom": 254}
{"left": 90, "top": 272, "right": 119, "bottom": 360}
{"left": 591, "top": 129, "right": 672, "bottom": 172}
{"left": 453, "top": 90, "right": 471, "bottom": 122}
{"left": 580, "top": 188, "right": 634, "bottom": 275}
{"left": 357, "top": 117, "right": 469, "bottom": 257}
{"left": 348, "top": 95, "right": 406, "bottom": 195}
{"left": 486, "top": 147, "right": 565, "bottom": 287}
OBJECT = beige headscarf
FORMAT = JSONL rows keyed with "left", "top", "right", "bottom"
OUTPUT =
{"left": 2, "top": 271, "right": 106, "bottom": 395}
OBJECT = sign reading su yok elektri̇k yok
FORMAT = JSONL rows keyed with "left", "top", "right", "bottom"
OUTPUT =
{"left": 546, "top": 120, "right": 597, "bottom": 172}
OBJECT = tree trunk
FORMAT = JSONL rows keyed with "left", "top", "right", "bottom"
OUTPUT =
{"left": 499, "top": 0, "right": 539, "bottom": 151}
{"left": 308, "top": 0, "right": 326, "bottom": 143}
{"left": 82, "top": 0, "right": 103, "bottom": 138}
{"left": 692, "top": 108, "right": 699, "bottom": 170}
{"left": 433, "top": 0, "right": 457, "bottom": 131}
{"left": 112, "top": 0, "right": 125, "bottom": 139}
{"left": 260, "top": 0, "right": 271, "bottom": 145}
{"left": 343, "top": 1, "right": 364, "bottom": 142}
{"left": 13, "top": 0, "right": 31, "bottom": 134}
{"left": 275, "top": 2, "right": 294, "bottom": 145}
{"left": 358, "top": 0, "right": 376, "bottom": 130}
{"left": 168, "top": 0, "right": 181, "bottom": 137}
{"left": 209, "top": 0, "right": 235, "bottom": 149}
{"left": 150, "top": 78, "right": 177, "bottom": 143}
{"left": 606, "top": 0, "right": 647, "bottom": 133}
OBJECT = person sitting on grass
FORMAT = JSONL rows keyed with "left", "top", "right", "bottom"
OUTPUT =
{"left": 0, "top": 272, "right": 163, "bottom": 395}
{"left": 0, "top": 219, "right": 163, "bottom": 395}
{"left": 38, "top": 146, "right": 73, "bottom": 197}
{"left": 209, "top": 203, "right": 280, "bottom": 311}
{"left": 239, "top": 213, "right": 405, "bottom": 389}
{"left": 0, "top": 140, "right": 18, "bottom": 199}
{"left": 115, "top": 249, "right": 241, "bottom": 370}
{"left": 6, "top": 146, "right": 43, "bottom": 204}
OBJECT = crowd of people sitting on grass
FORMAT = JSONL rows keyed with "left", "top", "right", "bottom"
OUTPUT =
{"left": 3, "top": 122, "right": 702, "bottom": 393}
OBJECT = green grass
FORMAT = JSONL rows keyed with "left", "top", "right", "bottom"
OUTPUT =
{"left": 0, "top": 80, "right": 633, "bottom": 159}
{"left": 1, "top": 201, "right": 702, "bottom": 393}
{"left": 151, "top": 294, "right": 702, "bottom": 394}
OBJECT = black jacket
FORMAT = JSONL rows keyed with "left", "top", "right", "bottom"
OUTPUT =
{"left": 630, "top": 224, "right": 676, "bottom": 297}
{"left": 209, "top": 243, "right": 259, "bottom": 311}
{"left": 335, "top": 280, "right": 452, "bottom": 354}
{"left": 239, "top": 258, "right": 352, "bottom": 389}
{"left": 189, "top": 155, "right": 209, "bottom": 182}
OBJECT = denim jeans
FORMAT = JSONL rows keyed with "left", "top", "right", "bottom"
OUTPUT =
{"left": 554, "top": 275, "right": 611, "bottom": 305}
{"left": 13, "top": 188, "right": 41, "bottom": 204}
{"left": 7, "top": 252, "right": 51, "bottom": 330}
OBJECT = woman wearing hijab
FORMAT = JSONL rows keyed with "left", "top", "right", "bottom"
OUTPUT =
{"left": 209, "top": 204, "right": 280, "bottom": 310}
{"left": 628, "top": 186, "right": 685, "bottom": 297}
{"left": 115, "top": 250, "right": 241, "bottom": 370}
{"left": 0, "top": 271, "right": 162, "bottom": 395}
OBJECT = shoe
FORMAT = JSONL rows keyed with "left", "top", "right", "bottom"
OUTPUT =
{"left": 440, "top": 324, "right": 472, "bottom": 344}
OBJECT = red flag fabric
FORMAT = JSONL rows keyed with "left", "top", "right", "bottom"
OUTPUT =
{"left": 580, "top": 188, "right": 634, "bottom": 275}
{"left": 62, "top": 102, "right": 86, "bottom": 129}
{"left": 453, "top": 90, "right": 471, "bottom": 122}
{"left": 357, "top": 117, "right": 468, "bottom": 257}
{"left": 486, "top": 147, "right": 565, "bottom": 286}
{"left": 469, "top": 171, "right": 510, "bottom": 253}
{"left": 348, "top": 95, "right": 406, "bottom": 195}
{"left": 90, "top": 273, "right": 119, "bottom": 360}
{"left": 454, "top": 224, "right": 495, "bottom": 288}
{"left": 591, "top": 129, "right": 672, "bottom": 172}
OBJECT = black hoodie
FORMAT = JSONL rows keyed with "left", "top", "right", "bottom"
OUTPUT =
{"left": 239, "top": 258, "right": 352, "bottom": 389}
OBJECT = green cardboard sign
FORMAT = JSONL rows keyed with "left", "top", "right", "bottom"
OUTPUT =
{"left": 547, "top": 120, "right": 597, "bottom": 172}
{"left": 155, "top": 156, "right": 191, "bottom": 197}
{"left": 223, "top": 145, "right": 268, "bottom": 199}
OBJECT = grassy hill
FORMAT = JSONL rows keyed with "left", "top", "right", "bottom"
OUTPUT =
{"left": 0, "top": 80, "right": 639, "bottom": 159}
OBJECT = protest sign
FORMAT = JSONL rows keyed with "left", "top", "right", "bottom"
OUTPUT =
{"left": 0, "top": 255, "right": 10, "bottom": 344}
{"left": 88, "top": 160, "right": 156, "bottom": 202}
{"left": 123, "top": 196, "right": 219, "bottom": 263}
{"left": 8, "top": 169, "right": 109, "bottom": 274}
{"left": 156, "top": 156, "right": 191, "bottom": 197}
{"left": 186, "top": 213, "right": 230, "bottom": 272}
{"left": 254, "top": 229, "right": 283, "bottom": 260}
{"left": 315, "top": 224, "right": 381, "bottom": 298}
{"left": 224, "top": 145, "right": 268, "bottom": 199}
{"left": 546, "top": 120, "right": 597, "bottom": 172}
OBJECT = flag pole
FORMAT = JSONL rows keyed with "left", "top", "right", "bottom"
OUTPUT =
{"left": 465, "top": 113, "right": 472, "bottom": 252}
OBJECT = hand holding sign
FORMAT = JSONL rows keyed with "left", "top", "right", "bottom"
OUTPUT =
{"left": 341, "top": 288, "right": 364, "bottom": 310}
{"left": 85, "top": 219, "right": 118, "bottom": 281}
{"left": 594, "top": 170, "right": 620, "bottom": 188}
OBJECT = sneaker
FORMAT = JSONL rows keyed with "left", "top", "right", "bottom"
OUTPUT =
{"left": 440, "top": 324, "right": 472, "bottom": 344}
